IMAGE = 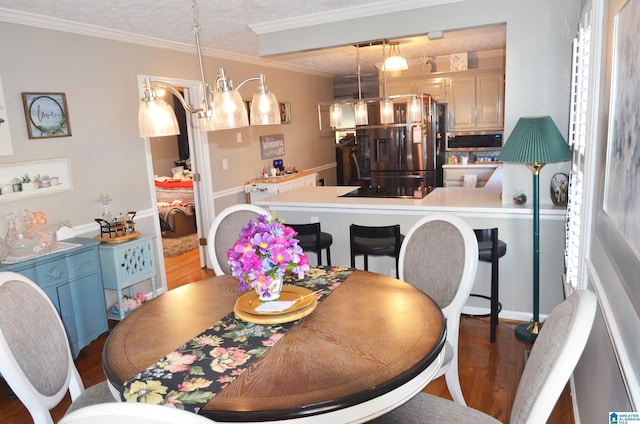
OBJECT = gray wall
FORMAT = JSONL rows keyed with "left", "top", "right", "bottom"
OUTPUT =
{"left": 0, "top": 21, "right": 335, "bottom": 236}
{"left": 572, "top": 0, "right": 639, "bottom": 419}
{"left": 259, "top": 0, "right": 580, "bottom": 205}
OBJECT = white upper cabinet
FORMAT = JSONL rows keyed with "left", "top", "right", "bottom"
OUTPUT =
{"left": 385, "top": 78, "right": 448, "bottom": 102}
{"left": 448, "top": 71, "right": 504, "bottom": 131}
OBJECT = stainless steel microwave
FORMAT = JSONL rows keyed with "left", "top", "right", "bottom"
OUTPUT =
{"left": 445, "top": 131, "right": 503, "bottom": 151}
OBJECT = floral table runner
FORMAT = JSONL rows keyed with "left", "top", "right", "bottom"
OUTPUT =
{"left": 121, "top": 266, "right": 353, "bottom": 413}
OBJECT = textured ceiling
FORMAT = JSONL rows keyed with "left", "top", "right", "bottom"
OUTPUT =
{"left": 0, "top": 0, "right": 506, "bottom": 82}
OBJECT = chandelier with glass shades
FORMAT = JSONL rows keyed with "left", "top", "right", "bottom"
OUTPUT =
{"left": 319, "top": 39, "right": 424, "bottom": 131}
{"left": 137, "top": 0, "right": 280, "bottom": 138}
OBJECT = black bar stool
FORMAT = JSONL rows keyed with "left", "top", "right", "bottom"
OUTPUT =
{"left": 465, "top": 228, "right": 507, "bottom": 343}
{"left": 288, "top": 223, "right": 332, "bottom": 266}
{"left": 349, "top": 224, "right": 404, "bottom": 278}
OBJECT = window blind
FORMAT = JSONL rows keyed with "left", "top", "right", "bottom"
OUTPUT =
{"left": 565, "top": 9, "right": 591, "bottom": 291}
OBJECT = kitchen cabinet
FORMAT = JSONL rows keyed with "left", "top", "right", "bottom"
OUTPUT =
{"left": 99, "top": 234, "right": 157, "bottom": 320}
{"left": 245, "top": 171, "right": 317, "bottom": 204}
{"left": 443, "top": 164, "right": 499, "bottom": 188}
{"left": 448, "top": 71, "right": 504, "bottom": 130}
{"left": 386, "top": 78, "right": 447, "bottom": 102}
{"left": 0, "top": 237, "right": 108, "bottom": 358}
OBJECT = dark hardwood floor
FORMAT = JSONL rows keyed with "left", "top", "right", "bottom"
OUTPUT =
{"left": 0, "top": 247, "right": 573, "bottom": 423}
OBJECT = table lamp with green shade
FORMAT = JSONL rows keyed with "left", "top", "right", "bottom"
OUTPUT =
{"left": 498, "top": 116, "right": 572, "bottom": 342}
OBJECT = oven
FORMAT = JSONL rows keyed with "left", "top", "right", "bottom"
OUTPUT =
{"left": 445, "top": 131, "right": 503, "bottom": 152}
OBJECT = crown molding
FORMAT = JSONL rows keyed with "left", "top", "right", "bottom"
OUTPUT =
{"left": 249, "top": 0, "right": 463, "bottom": 35}
{"left": 0, "top": 7, "right": 333, "bottom": 78}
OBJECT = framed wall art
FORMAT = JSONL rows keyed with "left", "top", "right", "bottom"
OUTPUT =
{"left": 245, "top": 101, "right": 291, "bottom": 125}
{"left": 0, "top": 74, "right": 13, "bottom": 156}
{"left": 21, "top": 92, "right": 72, "bottom": 139}
{"left": 0, "top": 157, "right": 73, "bottom": 203}
{"left": 279, "top": 102, "right": 291, "bottom": 124}
{"left": 598, "top": 0, "right": 640, "bottom": 313}
{"left": 260, "top": 134, "right": 285, "bottom": 160}
{"left": 550, "top": 173, "right": 568, "bottom": 207}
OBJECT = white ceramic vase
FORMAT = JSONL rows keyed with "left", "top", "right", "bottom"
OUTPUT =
{"left": 256, "top": 275, "right": 283, "bottom": 301}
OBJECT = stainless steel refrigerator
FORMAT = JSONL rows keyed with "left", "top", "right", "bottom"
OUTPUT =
{"left": 358, "top": 95, "right": 440, "bottom": 196}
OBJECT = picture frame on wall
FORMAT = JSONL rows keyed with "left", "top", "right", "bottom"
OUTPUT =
{"left": 21, "top": 92, "right": 72, "bottom": 139}
{"left": 0, "top": 74, "right": 13, "bottom": 156}
{"left": 550, "top": 173, "right": 568, "bottom": 207}
{"left": 598, "top": 0, "right": 640, "bottom": 314}
{"left": 279, "top": 102, "right": 291, "bottom": 124}
{"left": 245, "top": 101, "right": 291, "bottom": 124}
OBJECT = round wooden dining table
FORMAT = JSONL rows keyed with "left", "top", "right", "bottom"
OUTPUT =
{"left": 103, "top": 268, "right": 445, "bottom": 423}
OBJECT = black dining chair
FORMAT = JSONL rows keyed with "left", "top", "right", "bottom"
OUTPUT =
{"left": 463, "top": 228, "right": 507, "bottom": 343}
{"left": 288, "top": 223, "right": 333, "bottom": 266}
{"left": 349, "top": 224, "right": 404, "bottom": 278}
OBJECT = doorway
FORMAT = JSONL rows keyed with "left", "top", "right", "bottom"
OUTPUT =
{"left": 139, "top": 75, "right": 215, "bottom": 291}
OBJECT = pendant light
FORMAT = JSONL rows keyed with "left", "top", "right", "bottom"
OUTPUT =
{"left": 407, "top": 95, "right": 423, "bottom": 122}
{"left": 379, "top": 41, "right": 394, "bottom": 124}
{"left": 329, "top": 103, "right": 343, "bottom": 128}
{"left": 354, "top": 45, "right": 368, "bottom": 126}
{"left": 383, "top": 42, "right": 408, "bottom": 72}
{"left": 249, "top": 74, "right": 281, "bottom": 126}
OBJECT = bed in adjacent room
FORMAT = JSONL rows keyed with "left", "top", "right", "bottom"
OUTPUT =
{"left": 154, "top": 178, "right": 197, "bottom": 238}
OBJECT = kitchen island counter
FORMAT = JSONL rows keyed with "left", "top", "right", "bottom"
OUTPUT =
{"left": 257, "top": 166, "right": 565, "bottom": 217}
{"left": 256, "top": 164, "right": 568, "bottom": 322}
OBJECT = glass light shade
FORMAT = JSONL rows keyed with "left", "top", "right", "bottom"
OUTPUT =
{"left": 199, "top": 115, "right": 216, "bottom": 132}
{"left": 407, "top": 97, "right": 423, "bottom": 122}
{"left": 211, "top": 89, "right": 249, "bottom": 130}
{"left": 250, "top": 91, "right": 281, "bottom": 125}
{"left": 329, "top": 103, "right": 343, "bottom": 128}
{"left": 138, "top": 97, "right": 180, "bottom": 137}
{"left": 354, "top": 101, "right": 368, "bottom": 126}
{"left": 498, "top": 116, "right": 572, "bottom": 164}
{"left": 383, "top": 44, "right": 408, "bottom": 72}
{"left": 380, "top": 99, "right": 394, "bottom": 124}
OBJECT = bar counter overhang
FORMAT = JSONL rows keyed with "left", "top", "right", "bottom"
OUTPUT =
{"left": 255, "top": 165, "right": 569, "bottom": 323}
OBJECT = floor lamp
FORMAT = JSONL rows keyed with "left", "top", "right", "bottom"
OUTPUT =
{"left": 498, "top": 116, "right": 572, "bottom": 342}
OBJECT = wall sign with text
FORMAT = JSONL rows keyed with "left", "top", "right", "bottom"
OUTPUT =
{"left": 260, "top": 134, "right": 285, "bottom": 160}
{"left": 21, "top": 92, "right": 72, "bottom": 139}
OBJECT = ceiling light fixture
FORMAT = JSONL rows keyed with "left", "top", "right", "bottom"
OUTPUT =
{"left": 380, "top": 41, "right": 394, "bottom": 124}
{"left": 137, "top": 0, "right": 280, "bottom": 138}
{"left": 407, "top": 96, "right": 423, "bottom": 122}
{"left": 329, "top": 103, "right": 342, "bottom": 129}
{"left": 383, "top": 42, "right": 408, "bottom": 72}
{"left": 354, "top": 45, "right": 368, "bottom": 126}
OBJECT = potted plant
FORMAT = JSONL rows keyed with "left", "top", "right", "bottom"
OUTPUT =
{"left": 227, "top": 214, "right": 309, "bottom": 301}
{"left": 10, "top": 177, "right": 22, "bottom": 192}
{"left": 21, "top": 174, "right": 34, "bottom": 191}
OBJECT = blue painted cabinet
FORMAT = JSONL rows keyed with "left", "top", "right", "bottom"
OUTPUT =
{"left": 98, "top": 235, "right": 157, "bottom": 320}
{"left": 0, "top": 237, "right": 108, "bottom": 358}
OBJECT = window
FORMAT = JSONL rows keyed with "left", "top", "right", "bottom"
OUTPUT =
{"left": 565, "top": 7, "right": 593, "bottom": 292}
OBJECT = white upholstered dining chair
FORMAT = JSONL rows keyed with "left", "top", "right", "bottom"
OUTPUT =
{"left": 398, "top": 213, "right": 479, "bottom": 405}
{"left": 0, "top": 271, "right": 115, "bottom": 424}
{"left": 206, "top": 204, "right": 269, "bottom": 275}
{"left": 371, "top": 289, "right": 597, "bottom": 423}
{"left": 58, "top": 402, "right": 215, "bottom": 424}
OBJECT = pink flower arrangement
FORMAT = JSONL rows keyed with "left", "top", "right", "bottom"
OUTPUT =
{"left": 227, "top": 214, "right": 309, "bottom": 298}
{"left": 114, "top": 292, "right": 147, "bottom": 311}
